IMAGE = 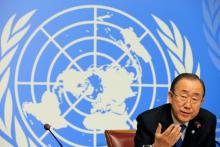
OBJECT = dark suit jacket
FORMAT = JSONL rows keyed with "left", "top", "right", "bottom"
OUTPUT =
{"left": 135, "top": 104, "right": 216, "bottom": 147}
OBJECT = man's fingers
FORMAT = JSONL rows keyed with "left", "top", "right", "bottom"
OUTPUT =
{"left": 167, "top": 124, "right": 181, "bottom": 138}
{"left": 155, "top": 124, "right": 183, "bottom": 146}
{"left": 167, "top": 125, "right": 182, "bottom": 144}
{"left": 176, "top": 133, "right": 182, "bottom": 142}
{"left": 163, "top": 124, "right": 175, "bottom": 136}
{"left": 156, "top": 123, "right": 162, "bottom": 134}
{"left": 154, "top": 124, "right": 182, "bottom": 147}
{"left": 171, "top": 132, "right": 182, "bottom": 145}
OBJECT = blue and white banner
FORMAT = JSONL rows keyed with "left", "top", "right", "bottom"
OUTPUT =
{"left": 0, "top": 0, "right": 220, "bottom": 146}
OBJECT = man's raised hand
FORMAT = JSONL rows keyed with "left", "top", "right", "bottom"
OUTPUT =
{"left": 153, "top": 123, "right": 181, "bottom": 147}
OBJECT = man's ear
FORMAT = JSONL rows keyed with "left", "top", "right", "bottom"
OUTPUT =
{"left": 168, "top": 91, "right": 173, "bottom": 103}
{"left": 201, "top": 97, "right": 204, "bottom": 105}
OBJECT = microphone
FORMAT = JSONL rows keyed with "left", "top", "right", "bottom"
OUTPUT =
{"left": 44, "top": 124, "right": 63, "bottom": 147}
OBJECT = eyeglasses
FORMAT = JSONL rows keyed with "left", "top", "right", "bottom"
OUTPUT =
{"left": 172, "top": 92, "right": 202, "bottom": 104}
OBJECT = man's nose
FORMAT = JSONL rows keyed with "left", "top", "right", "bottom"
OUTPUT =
{"left": 183, "top": 98, "right": 192, "bottom": 107}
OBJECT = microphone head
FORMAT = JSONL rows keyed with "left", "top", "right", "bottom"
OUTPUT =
{"left": 44, "top": 123, "right": 51, "bottom": 130}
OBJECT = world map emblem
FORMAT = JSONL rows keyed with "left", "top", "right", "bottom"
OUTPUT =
{"left": 14, "top": 5, "right": 174, "bottom": 146}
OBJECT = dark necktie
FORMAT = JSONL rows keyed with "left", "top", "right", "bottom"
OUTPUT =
{"left": 176, "top": 124, "right": 186, "bottom": 147}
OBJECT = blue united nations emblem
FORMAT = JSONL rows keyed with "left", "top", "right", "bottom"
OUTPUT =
{"left": 11, "top": 5, "right": 197, "bottom": 146}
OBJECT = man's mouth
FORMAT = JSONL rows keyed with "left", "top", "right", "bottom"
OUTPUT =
{"left": 181, "top": 111, "right": 191, "bottom": 116}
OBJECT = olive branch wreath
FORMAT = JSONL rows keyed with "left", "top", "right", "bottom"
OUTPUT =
{"left": 202, "top": 0, "right": 220, "bottom": 71}
{"left": 202, "top": 0, "right": 220, "bottom": 142}
{"left": 152, "top": 15, "right": 200, "bottom": 77}
{"left": 0, "top": 10, "right": 37, "bottom": 147}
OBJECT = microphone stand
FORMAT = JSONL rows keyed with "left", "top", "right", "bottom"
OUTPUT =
{"left": 48, "top": 129, "right": 63, "bottom": 147}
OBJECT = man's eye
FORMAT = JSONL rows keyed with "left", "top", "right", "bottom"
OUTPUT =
{"left": 181, "top": 95, "right": 187, "bottom": 99}
{"left": 192, "top": 97, "right": 199, "bottom": 101}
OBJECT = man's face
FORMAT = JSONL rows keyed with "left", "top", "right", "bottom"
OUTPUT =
{"left": 169, "top": 78, "right": 204, "bottom": 123}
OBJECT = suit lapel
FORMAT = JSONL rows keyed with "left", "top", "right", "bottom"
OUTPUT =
{"left": 160, "top": 104, "right": 173, "bottom": 132}
{"left": 182, "top": 118, "right": 203, "bottom": 147}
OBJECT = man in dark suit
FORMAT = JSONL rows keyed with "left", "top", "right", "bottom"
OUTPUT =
{"left": 135, "top": 73, "right": 217, "bottom": 147}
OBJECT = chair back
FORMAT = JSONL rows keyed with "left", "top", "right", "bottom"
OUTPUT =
{"left": 104, "top": 130, "right": 136, "bottom": 147}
